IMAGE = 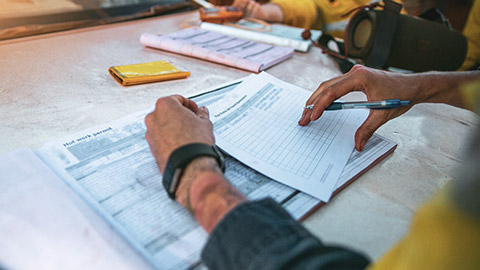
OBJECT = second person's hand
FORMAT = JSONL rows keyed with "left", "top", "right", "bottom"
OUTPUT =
{"left": 232, "top": 0, "right": 283, "bottom": 22}
{"left": 298, "top": 65, "right": 417, "bottom": 151}
{"left": 232, "top": 0, "right": 262, "bottom": 18}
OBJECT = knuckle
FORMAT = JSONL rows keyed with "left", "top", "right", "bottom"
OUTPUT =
{"left": 323, "top": 87, "right": 336, "bottom": 101}
{"left": 144, "top": 113, "right": 153, "bottom": 128}
{"left": 351, "top": 64, "right": 364, "bottom": 72}
{"left": 154, "top": 97, "right": 167, "bottom": 108}
{"left": 351, "top": 65, "right": 371, "bottom": 79}
{"left": 155, "top": 95, "right": 179, "bottom": 109}
{"left": 318, "top": 79, "right": 331, "bottom": 89}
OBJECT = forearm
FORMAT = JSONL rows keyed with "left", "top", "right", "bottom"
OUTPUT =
{"left": 175, "top": 157, "right": 247, "bottom": 233}
{"left": 171, "top": 152, "right": 369, "bottom": 269}
{"left": 408, "top": 70, "right": 480, "bottom": 108}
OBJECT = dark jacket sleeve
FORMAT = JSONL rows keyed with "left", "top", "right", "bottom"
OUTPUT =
{"left": 201, "top": 198, "right": 370, "bottom": 270}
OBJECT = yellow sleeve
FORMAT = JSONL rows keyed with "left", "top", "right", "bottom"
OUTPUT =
{"left": 460, "top": 0, "right": 480, "bottom": 70}
{"left": 269, "top": 0, "right": 399, "bottom": 38}
{"left": 269, "top": 0, "right": 319, "bottom": 30}
{"left": 368, "top": 187, "right": 480, "bottom": 270}
{"left": 269, "top": 0, "right": 373, "bottom": 31}
{"left": 269, "top": 0, "right": 371, "bottom": 37}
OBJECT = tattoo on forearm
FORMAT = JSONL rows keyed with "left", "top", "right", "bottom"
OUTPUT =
{"left": 193, "top": 180, "right": 246, "bottom": 232}
{"left": 182, "top": 183, "right": 194, "bottom": 215}
{"left": 176, "top": 157, "right": 246, "bottom": 232}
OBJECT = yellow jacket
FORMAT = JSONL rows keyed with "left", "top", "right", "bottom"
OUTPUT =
{"left": 368, "top": 187, "right": 480, "bottom": 270}
{"left": 269, "top": 0, "right": 397, "bottom": 38}
{"left": 460, "top": 0, "right": 480, "bottom": 70}
{"left": 369, "top": 80, "right": 480, "bottom": 269}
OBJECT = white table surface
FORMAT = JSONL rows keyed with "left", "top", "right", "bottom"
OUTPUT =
{"left": 0, "top": 10, "right": 478, "bottom": 270}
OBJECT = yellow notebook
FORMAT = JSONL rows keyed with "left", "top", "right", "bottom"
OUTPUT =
{"left": 109, "top": 61, "right": 190, "bottom": 86}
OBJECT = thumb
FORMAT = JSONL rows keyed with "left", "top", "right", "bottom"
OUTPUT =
{"left": 197, "top": 106, "right": 210, "bottom": 119}
{"left": 354, "top": 112, "right": 387, "bottom": 151}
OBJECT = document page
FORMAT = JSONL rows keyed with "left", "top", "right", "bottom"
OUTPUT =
{"left": 279, "top": 134, "right": 396, "bottom": 220}
{"left": 140, "top": 27, "right": 294, "bottom": 73}
{"left": 208, "top": 72, "right": 369, "bottom": 201}
{"left": 194, "top": 78, "right": 396, "bottom": 219}
{"left": 33, "top": 77, "right": 393, "bottom": 270}
{"left": 37, "top": 111, "right": 204, "bottom": 270}
{"left": 35, "top": 109, "right": 300, "bottom": 270}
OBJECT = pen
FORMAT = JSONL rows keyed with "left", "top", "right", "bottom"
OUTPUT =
{"left": 304, "top": 99, "right": 410, "bottom": 110}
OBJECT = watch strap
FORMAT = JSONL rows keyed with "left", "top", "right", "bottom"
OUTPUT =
{"left": 163, "top": 143, "right": 225, "bottom": 200}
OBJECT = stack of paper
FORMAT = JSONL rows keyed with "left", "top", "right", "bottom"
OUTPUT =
{"left": 1, "top": 73, "right": 396, "bottom": 270}
{"left": 140, "top": 27, "right": 294, "bottom": 73}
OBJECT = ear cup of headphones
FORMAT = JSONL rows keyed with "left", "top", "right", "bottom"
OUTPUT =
{"left": 345, "top": 9, "right": 467, "bottom": 71}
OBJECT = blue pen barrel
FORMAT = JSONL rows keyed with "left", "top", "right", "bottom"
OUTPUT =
{"left": 325, "top": 103, "right": 344, "bottom": 110}
{"left": 385, "top": 99, "right": 401, "bottom": 108}
{"left": 319, "top": 99, "right": 411, "bottom": 110}
{"left": 373, "top": 99, "right": 410, "bottom": 110}
{"left": 373, "top": 99, "right": 401, "bottom": 110}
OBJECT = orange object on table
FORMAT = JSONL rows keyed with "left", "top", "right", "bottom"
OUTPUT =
{"left": 199, "top": 6, "right": 243, "bottom": 23}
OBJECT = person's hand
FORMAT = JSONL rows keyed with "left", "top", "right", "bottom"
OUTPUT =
{"left": 146, "top": 95, "right": 247, "bottom": 234}
{"left": 145, "top": 95, "right": 215, "bottom": 172}
{"left": 232, "top": 0, "right": 263, "bottom": 18}
{"left": 232, "top": 0, "right": 283, "bottom": 22}
{"left": 298, "top": 65, "right": 417, "bottom": 151}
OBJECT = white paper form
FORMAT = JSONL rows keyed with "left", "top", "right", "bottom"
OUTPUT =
{"left": 208, "top": 72, "right": 369, "bottom": 201}
{"left": 140, "top": 27, "right": 294, "bottom": 73}
{"left": 193, "top": 78, "right": 395, "bottom": 218}
{"left": 280, "top": 134, "right": 397, "bottom": 219}
{"left": 35, "top": 109, "right": 301, "bottom": 270}
{"left": 193, "top": 78, "right": 396, "bottom": 218}
{"left": 36, "top": 111, "right": 204, "bottom": 270}
{"left": 30, "top": 78, "right": 394, "bottom": 270}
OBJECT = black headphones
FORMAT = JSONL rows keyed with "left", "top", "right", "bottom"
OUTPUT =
{"left": 305, "top": 0, "right": 467, "bottom": 73}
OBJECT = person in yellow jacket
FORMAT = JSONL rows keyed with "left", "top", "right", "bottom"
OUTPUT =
{"left": 232, "top": 0, "right": 403, "bottom": 38}
{"left": 233, "top": 0, "right": 480, "bottom": 70}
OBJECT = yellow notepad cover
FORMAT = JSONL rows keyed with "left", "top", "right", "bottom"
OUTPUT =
{"left": 109, "top": 61, "right": 190, "bottom": 86}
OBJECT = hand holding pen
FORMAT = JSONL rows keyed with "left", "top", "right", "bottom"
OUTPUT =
{"left": 299, "top": 65, "right": 418, "bottom": 151}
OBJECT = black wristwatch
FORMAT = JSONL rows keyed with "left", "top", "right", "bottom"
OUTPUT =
{"left": 162, "top": 143, "right": 225, "bottom": 200}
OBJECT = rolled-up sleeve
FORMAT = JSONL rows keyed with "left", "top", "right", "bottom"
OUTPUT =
{"left": 201, "top": 198, "right": 370, "bottom": 270}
